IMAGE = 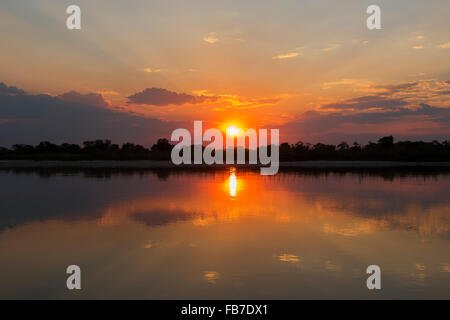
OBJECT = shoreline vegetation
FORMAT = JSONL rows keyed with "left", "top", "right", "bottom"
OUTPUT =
{"left": 0, "top": 160, "right": 449, "bottom": 169}
{"left": 0, "top": 136, "right": 449, "bottom": 166}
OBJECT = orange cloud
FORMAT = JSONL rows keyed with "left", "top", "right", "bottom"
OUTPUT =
{"left": 144, "top": 68, "right": 161, "bottom": 73}
{"left": 203, "top": 32, "right": 218, "bottom": 44}
{"left": 437, "top": 42, "right": 450, "bottom": 48}
{"left": 272, "top": 52, "right": 299, "bottom": 60}
{"left": 323, "top": 44, "right": 341, "bottom": 52}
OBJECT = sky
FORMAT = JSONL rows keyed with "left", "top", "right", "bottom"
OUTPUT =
{"left": 0, "top": 0, "right": 449, "bottom": 146}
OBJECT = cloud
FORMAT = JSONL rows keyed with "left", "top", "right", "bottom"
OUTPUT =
{"left": 373, "top": 80, "right": 450, "bottom": 105}
{"left": 57, "top": 91, "right": 110, "bottom": 108}
{"left": 376, "top": 82, "right": 419, "bottom": 94}
{"left": 144, "top": 67, "right": 161, "bottom": 73}
{"left": 412, "top": 45, "right": 425, "bottom": 49}
{"left": 95, "top": 90, "right": 120, "bottom": 96}
{"left": 327, "top": 79, "right": 450, "bottom": 106}
{"left": 321, "top": 78, "right": 373, "bottom": 90}
{"left": 272, "top": 51, "right": 299, "bottom": 60}
{"left": 323, "top": 44, "right": 341, "bottom": 52}
{"left": 127, "top": 88, "right": 206, "bottom": 106}
{"left": 283, "top": 103, "right": 450, "bottom": 143}
{"left": 437, "top": 42, "right": 450, "bottom": 49}
{"left": 127, "top": 87, "right": 283, "bottom": 110}
{"left": 320, "top": 95, "right": 408, "bottom": 111}
{"left": 0, "top": 82, "right": 26, "bottom": 96}
{"left": 0, "top": 83, "right": 176, "bottom": 146}
{"left": 282, "top": 79, "right": 450, "bottom": 143}
{"left": 203, "top": 32, "right": 218, "bottom": 44}
{"left": 190, "top": 89, "right": 282, "bottom": 110}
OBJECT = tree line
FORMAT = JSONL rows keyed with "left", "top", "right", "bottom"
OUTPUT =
{"left": 0, "top": 136, "right": 449, "bottom": 161}
{"left": 0, "top": 139, "right": 172, "bottom": 160}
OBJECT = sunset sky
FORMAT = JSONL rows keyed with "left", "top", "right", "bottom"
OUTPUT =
{"left": 0, "top": 0, "right": 449, "bottom": 146}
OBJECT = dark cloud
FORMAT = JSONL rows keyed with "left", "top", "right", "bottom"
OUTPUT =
{"left": 294, "top": 103, "right": 449, "bottom": 129}
{"left": 335, "top": 103, "right": 449, "bottom": 125}
{"left": 0, "top": 82, "right": 26, "bottom": 96}
{"left": 57, "top": 91, "right": 110, "bottom": 108}
{"left": 375, "top": 82, "right": 419, "bottom": 94}
{"left": 127, "top": 87, "right": 206, "bottom": 106}
{"left": 374, "top": 79, "right": 450, "bottom": 99}
{"left": 306, "top": 79, "right": 450, "bottom": 142}
{"left": 0, "top": 83, "right": 178, "bottom": 147}
{"left": 320, "top": 95, "right": 408, "bottom": 110}
{"left": 283, "top": 103, "right": 450, "bottom": 143}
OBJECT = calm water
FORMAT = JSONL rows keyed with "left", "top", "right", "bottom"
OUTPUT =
{"left": 0, "top": 168, "right": 449, "bottom": 299}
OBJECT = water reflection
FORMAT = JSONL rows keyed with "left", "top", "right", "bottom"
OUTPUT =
{"left": 0, "top": 168, "right": 449, "bottom": 299}
{"left": 228, "top": 168, "right": 237, "bottom": 198}
{"left": 204, "top": 271, "right": 220, "bottom": 284}
{"left": 276, "top": 254, "right": 301, "bottom": 263}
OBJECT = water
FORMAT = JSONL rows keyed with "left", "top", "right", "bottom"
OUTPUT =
{"left": 0, "top": 168, "right": 449, "bottom": 299}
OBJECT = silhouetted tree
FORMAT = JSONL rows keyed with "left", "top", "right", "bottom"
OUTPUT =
{"left": 337, "top": 142, "right": 349, "bottom": 151}
{"left": 36, "top": 141, "right": 60, "bottom": 153}
{"left": 12, "top": 144, "right": 34, "bottom": 154}
{"left": 60, "top": 143, "right": 81, "bottom": 154}
{"left": 378, "top": 135, "right": 394, "bottom": 147}
{"left": 151, "top": 138, "right": 173, "bottom": 153}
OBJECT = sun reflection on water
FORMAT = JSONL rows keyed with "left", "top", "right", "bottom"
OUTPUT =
{"left": 228, "top": 168, "right": 237, "bottom": 198}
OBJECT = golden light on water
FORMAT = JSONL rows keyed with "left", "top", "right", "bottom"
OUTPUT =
{"left": 228, "top": 168, "right": 237, "bottom": 197}
{"left": 203, "top": 271, "right": 220, "bottom": 284}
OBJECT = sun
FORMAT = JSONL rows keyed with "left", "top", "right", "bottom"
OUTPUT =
{"left": 226, "top": 125, "right": 241, "bottom": 136}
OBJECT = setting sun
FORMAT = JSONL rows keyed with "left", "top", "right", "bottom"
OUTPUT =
{"left": 226, "top": 126, "right": 241, "bottom": 136}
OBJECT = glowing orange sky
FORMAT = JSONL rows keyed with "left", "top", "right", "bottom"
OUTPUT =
{"left": 0, "top": 1, "right": 449, "bottom": 144}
